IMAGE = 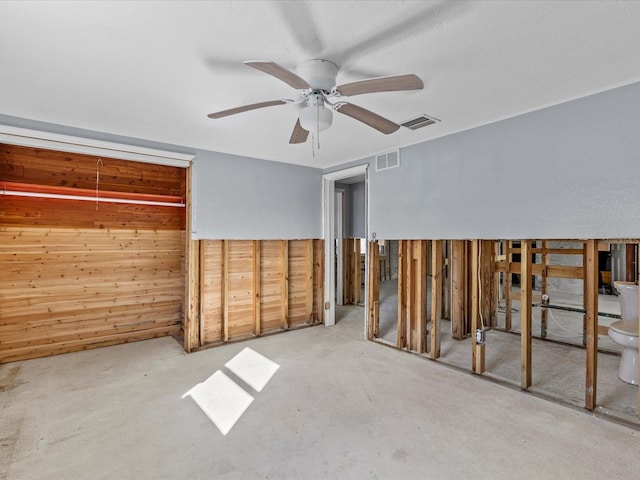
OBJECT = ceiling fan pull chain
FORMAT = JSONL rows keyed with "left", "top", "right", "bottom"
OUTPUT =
{"left": 311, "top": 132, "right": 315, "bottom": 158}
{"left": 317, "top": 103, "right": 321, "bottom": 150}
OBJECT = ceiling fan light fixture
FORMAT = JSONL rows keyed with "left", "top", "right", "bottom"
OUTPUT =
{"left": 299, "top": 105, "right": 333, "bottom": 132}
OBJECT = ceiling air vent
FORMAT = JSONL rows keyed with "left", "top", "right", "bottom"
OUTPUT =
{"left": 376, "top": 150, "right": 400, "bottom": 172}
{"left": 400, "top": 114, "right": 440, "bottom": 130}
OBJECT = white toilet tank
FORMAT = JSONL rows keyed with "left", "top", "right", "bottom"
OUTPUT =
{"left": 614, "top": 281, "right": 639, "bottom": 322}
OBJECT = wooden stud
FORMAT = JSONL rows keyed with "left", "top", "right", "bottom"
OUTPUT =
{"left": 471, "top": 240, "right": 485, "bottom": 374}
{"left": 397, "top": 240, "right": 407, "bottom": 348}
{"left": 584, "top": 239, "right": 599, "bottom": 411}
{"left": 415, "top": 241, "right": 425, "bottom": 353}
{"left": 407, "top": 241, "right": 415, "bottom": 351}
{"left": 253, "top": 240, "right": 261, "bottom": 336}
{"left": 505, "top": 241, "right": 513, "bottom": 331}
{"left": 198, "top": 242, "right": 206, "bottom": 345}
{"left": 451, "top": 240, "right": 466, "bottom": 340}
{"left": 281, "top": 240, "right": 289, "bottom": 330}
{"left": 305, "top": 239, "right": 314, "bottom": 324}
{"left": 540, "top": 241, "right": 548, "bottom": 339}
{"left": 222, "top": 240, "right": 229, "bottom": 342}
{"left": 315, "top": 240, "right": 325, "bottom": 324}
{"left": 430, "top": 240, "right": 443, "bottom": 359}
{"left": 442, "top": 241, "right": 450, "bottom": 321}
{"left": 354, "top": 239, "right": 361, "bottom": 305}
{"left": 367, "top": 240, "right": 380, "bottom": 339}
{"left": 627, "top": 243, "right": 636, "bottom": 282}
{"left": 183, "top": 163, "right": 198, "bottom": 353}
{"left": 520, "top": 240, "right": 532, "bottom": 389}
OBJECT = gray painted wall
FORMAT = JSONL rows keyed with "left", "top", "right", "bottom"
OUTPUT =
{"left": 349, "top": 182, "right": 366, "bottom": 238}
{"left": 192, "top": 150, "right": 322, "bottom": 239}
{"left": 362, "top": 81, "right": 640, "bottom": 240}
{"left": 335, "top": 182, "right": 366, "bottom": 238}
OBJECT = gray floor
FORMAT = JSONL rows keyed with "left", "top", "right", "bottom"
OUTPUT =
{"left": 2, "top": 307, "right": 640, "bottom": 479}
{"left": 375, "top": 278, "right": 639, "bottom": 424}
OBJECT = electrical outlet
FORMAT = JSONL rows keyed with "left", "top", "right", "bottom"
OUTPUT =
{"left": 475, "top": 329, "right": 485, "bottom": 344}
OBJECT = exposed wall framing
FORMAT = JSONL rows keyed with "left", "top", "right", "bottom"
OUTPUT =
{"left": 191, "top": 239, "right": 324, "bottom": 349}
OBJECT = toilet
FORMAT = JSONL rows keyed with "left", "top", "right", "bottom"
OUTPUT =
{"left": 610, "top": 281, "right": 639, "bottom": 385}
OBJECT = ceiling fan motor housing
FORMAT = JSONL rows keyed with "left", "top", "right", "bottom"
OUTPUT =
{"left": 295, "top": 59, "right": 338, "bottom": 93}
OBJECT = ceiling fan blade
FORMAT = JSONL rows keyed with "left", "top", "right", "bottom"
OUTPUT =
{"left": 336, "top": 103, "right": 400, "bottom": 134}
{"left": 244, "top": 61, "right": 311, "bottom": 90}
{"left": 207, "top": 100, "right": 287, "bottom": 119}
{"left": 335, "top": 74, "right": 423, "bottom": 97}
{"left": 289, "top": 119, "right": 309, "bottom": 144}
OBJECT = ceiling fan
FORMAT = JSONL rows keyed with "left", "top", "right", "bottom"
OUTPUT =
{"left": 207, "top": 59, "right": 423, "bottom": 145}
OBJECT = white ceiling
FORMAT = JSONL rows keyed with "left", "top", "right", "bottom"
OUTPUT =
{"left": 1, "top": 1, "right": 640, "bottom": 169}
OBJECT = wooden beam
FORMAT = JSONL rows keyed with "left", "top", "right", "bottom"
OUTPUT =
{"left": 451, "top": 240, "right": 467, "bottom": 339}
{"left": 222, "top": 240, "right": 229, "bottom": 342}
{"left": 253, "top": 240, "right": 261, "bottom": 336}
{"left": 584, "top": 239, "right": 599, "bottom": 411}
{"left": 305, "top": 239, "right": 314, "bottom": 323}
{"left": 368, "top": 240, "right": 380, "bottom": 340}
{"left": 626, "top": 243, "right": 636, "bottom": 282}
{"left": 281, "top": 240, "right": 289, "bottom": 330}
{"left": 415, "top": 241, "right": 427, "bottom": 354}
{"left": 520, "top": 240, "right": 532, "bottom": 389}
{"left": 471, "top": 240, "right": 485, "bottom": 374}
{"left": 397, "top": 240, "right": 407, "bottom": 348}
{"left": 354, "top": 239, "right": 361, "bottom": 305}
{"left": 430, "top": 240, "right": 443, "bottom": 359}
{"left": 505, "top": 241, "right": 512, "bottom": 331}
{"left": 541, "top": 241, "right": 548, "bottom": 339}
{"left": 198, "top": 242, "right": 206, "bottom": 345}
{"left": 183, "top": 163, "right": 199, "bottom": 353}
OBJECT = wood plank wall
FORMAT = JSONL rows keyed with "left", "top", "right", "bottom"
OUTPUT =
{"left": 0, "top": 144, "right": 186, "bottom": 363}
{"left": 1, "top": 144, "right": 186, "bottom": 229}
{"left": 199, "top": 239, "right": 323, "bottom": 347}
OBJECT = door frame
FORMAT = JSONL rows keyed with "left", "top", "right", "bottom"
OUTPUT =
{"left": 335, "top": 187, "right": 345, "bottom": 306}
{"left": 322, "top": 164, "right": 369, "bottom": 329}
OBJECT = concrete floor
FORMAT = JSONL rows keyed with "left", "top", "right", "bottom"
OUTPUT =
{"left": 2, "top": 308, "right": 640, "bottom": 479}
{"left": 375, "top": 278, "right": 639, "bottom": 424}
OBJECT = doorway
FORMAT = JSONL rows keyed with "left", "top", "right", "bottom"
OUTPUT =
{"left": 322, "top": 165, "right": 368, "bottom": 331}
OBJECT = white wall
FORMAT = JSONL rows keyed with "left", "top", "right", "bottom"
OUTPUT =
{"left": 367, "top": 81, "right": 640, "bottom": 240}
{"left": 192, "top": 150, "right": 322, "bottom": 239}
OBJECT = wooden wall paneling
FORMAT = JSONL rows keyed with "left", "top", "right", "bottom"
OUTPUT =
{"left": 0, "top": 227, "right": 183, "bottom": 363}
{"left": 288, "top": 240, "right": 309, "bottom": 327}
{"left": 520, "top": 240, "right": 533, "bottom": 389}
{"left": 254, "top": 240, "right": 261, "bottom": 336}
{"left": 201, "top": 240, "right": 224, "bottom": 345}
{"left": 281, "top": 240, "right": 289, "bottom": 329}
{"left": 226, "top": 241, "right": 255, "bottom": 338}
{"left": 368, "top": 241, "right": 380, "bottom": 340}
{"left": 260, "top": 240, "right": 284, "bottom": 333}
{"left": 471, "top": 240, "right": 485, "bottom": 374}
{"left": 431, "top": 240, "right": 443, "bottom": 359}
{"left": 584, "top": 239, "right": 599, "bottom": 411}
{"left": 0, "top": 144, "right": 186, "bottom": 230}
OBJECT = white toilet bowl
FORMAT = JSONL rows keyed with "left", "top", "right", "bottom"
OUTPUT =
{"left": 610, "top": 282, "right": 639, "bottom": 385}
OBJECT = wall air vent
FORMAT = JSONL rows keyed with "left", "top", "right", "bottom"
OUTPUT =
{"left": 375, "top": 150, "right": 400, "bottom": 172}
{"left": 400, "top": 114, "right": 440, "bottom": 130}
